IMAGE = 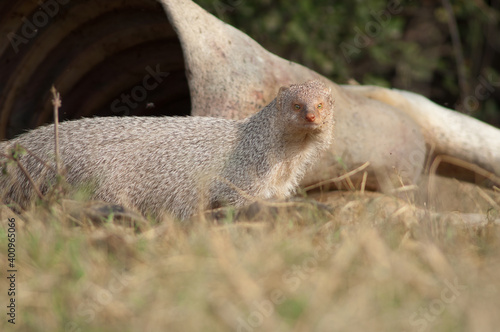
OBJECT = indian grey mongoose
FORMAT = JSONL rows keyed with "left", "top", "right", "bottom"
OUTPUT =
{"left": 0, "top": 80, "right": 335, "bottom": 219}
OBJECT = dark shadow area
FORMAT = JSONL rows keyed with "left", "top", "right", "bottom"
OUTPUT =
{"left": 0, "top": 0, "right": 191, "bottom": 140}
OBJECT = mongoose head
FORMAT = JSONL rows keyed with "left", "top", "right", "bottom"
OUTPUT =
{"left": 277, "top": 80, "right": 334, "bottom": 132}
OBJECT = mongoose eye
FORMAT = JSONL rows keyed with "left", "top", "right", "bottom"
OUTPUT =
{"left": 294, "top": 104, "right": 301, "bottom": 110}
{"left": 317, "top": 103, "right": 323, "bottom": 110}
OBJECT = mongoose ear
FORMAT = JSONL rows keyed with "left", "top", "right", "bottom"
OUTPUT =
{"left": 326, "top": 88, "right": 334, "bottom": 106}
{"left": 278, "top": 86, "right": 289, "bottom": 95}
{"left": 277, "top": 86, "right": 289, "bottom": 110}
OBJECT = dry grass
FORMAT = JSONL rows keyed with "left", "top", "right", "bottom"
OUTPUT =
{"left": 0, "top": 179, "right": 499, "bottom": 332}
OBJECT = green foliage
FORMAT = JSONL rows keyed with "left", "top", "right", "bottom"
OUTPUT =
{"left": 276, "top": 297, "right": 307, "bottom": 323}
{"left": 195, "top": 0, "right": 500, "bottom": 126}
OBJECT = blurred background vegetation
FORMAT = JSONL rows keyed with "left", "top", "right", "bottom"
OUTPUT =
{"left": 195, "top": 0, "right": 500, "bottom": 127}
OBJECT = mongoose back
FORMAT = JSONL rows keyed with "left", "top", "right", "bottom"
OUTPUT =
{"left": 0, "top": 80, "right": 335, "bottom": 219}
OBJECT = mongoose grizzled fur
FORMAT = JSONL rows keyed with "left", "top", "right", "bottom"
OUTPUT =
{"left": 0, "top": 80, "right": 334, "bottom": 219}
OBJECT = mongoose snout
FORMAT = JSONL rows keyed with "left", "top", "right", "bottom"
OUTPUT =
{"left": 1, "top": 80, "right": 334, "bottom": 220}
{"left": 305, "top": 112, "right": 316, "bottom": 123}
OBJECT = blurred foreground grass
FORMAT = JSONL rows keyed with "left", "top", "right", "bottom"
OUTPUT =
{"left": 0, "top": 183, "right": 499, "bottom": 332}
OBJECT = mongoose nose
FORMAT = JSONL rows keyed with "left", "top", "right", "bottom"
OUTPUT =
{"left": 305, "top": 113, "right": 316, "bottom": 122}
